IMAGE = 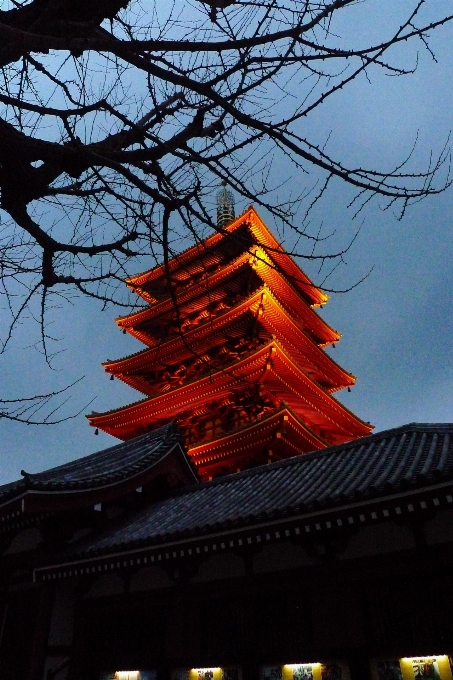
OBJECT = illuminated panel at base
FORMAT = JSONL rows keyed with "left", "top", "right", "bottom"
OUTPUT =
{"left": 172, "top": 668, "right": 242, "bottom": 680}
{"left": 101, "top": 660, "right": 453, "bottom": 680}
{"left": 262, "top": 663, "right": 350, "bottom": 680}
{"left": 371, "top": 656, "right": 453, "bottom": 680}
{"left": 100, "top": 672, "right": 155, "bottom": 680}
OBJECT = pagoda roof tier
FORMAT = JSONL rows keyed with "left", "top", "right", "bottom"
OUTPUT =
{"left": 126, "top": 207, "right": 328, "bottom": 308}
{"left": 104, "top": 287, "right": 355, "bottom": 395}
{"left": 116, "top": 247, "right": 340, "bottom": 347}
{"left": 189, "top": 405, "right": 327, "bottom": 479}
{"left": 88, "top": 340, "right": 372, "bottom": 443}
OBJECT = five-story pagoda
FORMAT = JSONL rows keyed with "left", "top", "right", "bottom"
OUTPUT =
{"left": 88, "top": 189, "right": 372, "bottom": 479}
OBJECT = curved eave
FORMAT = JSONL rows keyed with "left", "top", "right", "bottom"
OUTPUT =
{"left": 190, "top": 406, "right": 327, "bottom": 474}
{"left": 116, "top": 249, "right": 339, "bottom": 347}
{"left": 105, "top": 288, "right": 354, "bottom": 395}
{"left": 265, "top": 346, "right": 372, "bottom": 439}
{"left": 116, "top": 249, "right": 253, "bottom": 328}
{"left": 104, "top": 287, "right": 272, "bottom": 372}
{"left": 0, "top": 443, "right": 197, "bottom": 515}
{"left": 126, "top": 207, "right": 328, "bottom": 307}
{"left": 89, "top": 340, "right": 372, "bottom": 441}
{"left": 32, "top": 424, "right": 453, "bottom": 581}
{"left": 247, "top": 209, "right": 328, "bottom": 306}
{"left": 125, "top": 207, "right": 255, "bottom": 300}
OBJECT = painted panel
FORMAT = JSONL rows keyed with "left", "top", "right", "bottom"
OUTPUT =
{"left": 371, "top": 657, "right": 453, "bottom": 680}
{"left": 171, "top": 667, "right": 242, "bottom": 680}
{"left": 100, "top": 671, "right": 157, "bottom": 680}
{"left": 261, "top": 662, "right": 351, "bottom": 680}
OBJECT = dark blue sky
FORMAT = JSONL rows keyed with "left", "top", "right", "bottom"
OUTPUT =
{"left": 1, "top": 4, "right": 453, "bottom": 484}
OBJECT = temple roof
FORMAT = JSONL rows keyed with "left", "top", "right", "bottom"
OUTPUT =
{"left": 0, "top": 423, "right": 197, "bottom": 518}
{"left": 104, "top": 287, "right": 353, "bottom": 395}
{"left": 189, "top": 405, "right": 327, "bottom": 476}
{"left": 35, "top": 422, "right": 453, "bottom": 579}
{"left": 88, "top": 339, "right": 371, "bottom": 441}
{"left": 126, "top": 207, "right": 329, "bottom": 307}
{"left": 117, "top": 248, "right": 340, "bottom": 347}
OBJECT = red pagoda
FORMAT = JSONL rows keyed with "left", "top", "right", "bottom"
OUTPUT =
{"left": 88, "top": 194, "right": 372, "bottom": 479}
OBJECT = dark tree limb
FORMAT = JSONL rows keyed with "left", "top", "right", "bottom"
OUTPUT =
{"left": 0, "top": 0, "right": 452, "bottom": 423}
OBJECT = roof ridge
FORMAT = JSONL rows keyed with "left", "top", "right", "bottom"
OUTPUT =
{"left": 127, "top": 207, "right": 254, "bottom": 287}
{"left": 158, "top": 421, "right": 453, "bottom": 498}
{"left": 116, "top": 248, "right": 254, "bottom": 325}
{"left": 34, "top": 421, "right": 453, "bottom": 575}
{"left": 27, "top": 422, "right": 179, "bottom": 479}
{"left": 104, "top": 284, "right": 269, "bottom": 368}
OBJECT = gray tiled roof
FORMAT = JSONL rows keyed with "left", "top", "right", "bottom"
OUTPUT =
{"left": 62, "top": 422, "right": 453, "bottom": 560}
{"left": 0, "top": 422, "right": 188, "bottom": 502}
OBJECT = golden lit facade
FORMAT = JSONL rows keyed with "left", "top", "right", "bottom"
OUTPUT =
{"left": 107, "top": 658, "right": 453, "bottom": 680}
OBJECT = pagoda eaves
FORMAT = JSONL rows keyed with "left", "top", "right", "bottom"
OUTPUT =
{"left": 104, "top": 287, "right": 354, "bottom": 396}
{"left": 117, "top": 246, "right": 340, "bottom": 348}
{"left": 89, "top": 339, "right": 371, "bottom": 447}
{"left": 89, "top": 205, "right": 372, "bottom": 477}
{"left": 126, "top": 207, "right": 329, "bottom": 307}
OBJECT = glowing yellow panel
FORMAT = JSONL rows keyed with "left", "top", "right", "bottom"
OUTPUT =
{"left": 401, "top": 657, "right": 452, "bottom": 680}
{"left": 371, "top": 656, "right": 452, "bottom": 680}
{"left": 283, "top": 664, "right": 322, "bottom": 680}
{"left": 190, "top": 669, "right": 222, "bottom": 680}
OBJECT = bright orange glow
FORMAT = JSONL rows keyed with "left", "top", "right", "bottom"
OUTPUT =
{"left": 115, "top": 672, "right": 140, "bottom": 680}
{"left": 93, "top": 207, "right": 371, "bottom": 473}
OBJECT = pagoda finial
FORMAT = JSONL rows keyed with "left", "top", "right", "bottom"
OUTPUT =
{"left": 216, "top": 181, "right": 235, "bottom": 228}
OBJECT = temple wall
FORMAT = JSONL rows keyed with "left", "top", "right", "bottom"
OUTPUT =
{"left": 253, "top": 541, "right": 317, "bottom": 573}
{"left": 42, "top": 655, "right": 70, "bottom": 680}
{"left": 63, "top": 525, "right": 453, "bottom": 680}
{"left": 85, "top": 573, "right": 125, "bottom": 598}
{"left": 2, "top": 527, "right": 42, "bottom": 555}
{"left": 424, "top": 507, "right": 453, "bottom": 544}
{"left": 130, "top": 566, "right": 173, "bottom": 591}
{"left": 339, "top": 521, "right": 415, "bottom": 559}
{"left": 192, "top": 553, "right": 245, "bottom": 582}
{"left": 48, "top": 581, "right": 77, "bottom": 646}
{"left": 310, "top": 579, "right": 367, "bottom": 652}
{"left": 2, "top": 506, "right": 453, "bottom": 680}
{"left": 44, "top": 583, "right": 80, "bottom": 680}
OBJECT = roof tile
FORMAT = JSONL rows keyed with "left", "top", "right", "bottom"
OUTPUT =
{"left": 54, "top": 422, "right": 453, "bottom": 563}
{"left": 0, "top": 422, "right": 191, "bottom": 504}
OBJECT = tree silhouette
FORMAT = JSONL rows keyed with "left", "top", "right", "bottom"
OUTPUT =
{"left": 1, "top": 0, "right": 452, "bottom": 421}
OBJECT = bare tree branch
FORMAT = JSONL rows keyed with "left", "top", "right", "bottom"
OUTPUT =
{"left": 0, "top": 0, "right": 452, "bottom": 422}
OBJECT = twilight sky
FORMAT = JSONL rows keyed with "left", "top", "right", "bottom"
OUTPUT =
{"left": 1, "top": 3, "right": 453, "bottom": 484}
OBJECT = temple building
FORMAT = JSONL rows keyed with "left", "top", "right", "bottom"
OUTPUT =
{"left": 1, "top": 196, "right": 453, "bottom": 680}
{"left": 88, "top": 199, "right": 371, "bottom": 478}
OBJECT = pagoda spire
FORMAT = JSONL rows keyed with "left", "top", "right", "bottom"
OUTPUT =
{"left": 216, "top": 181, "right": 235, "bottom": 227}
{"left": 88, "top": 204, "right": 372, "bottom": 479}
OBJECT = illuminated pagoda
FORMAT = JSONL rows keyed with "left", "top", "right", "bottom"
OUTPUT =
{"left": 88, "top": 190, "right": 372, "bottom": 479}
